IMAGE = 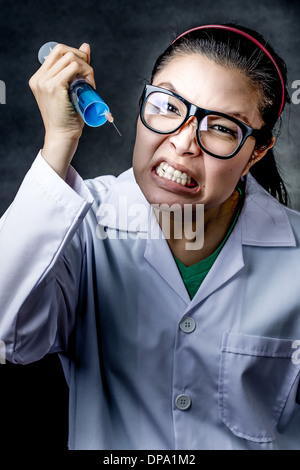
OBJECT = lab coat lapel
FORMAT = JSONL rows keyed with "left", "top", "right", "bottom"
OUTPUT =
{"left": 189, "top": 173, "right": 296, "bottom": 308}
{"left": 96, "top": 168, "right": 149, "bottom": 232}
{"left": 144, "top": 210, "right": 191, "bottom": 305}
{"left": 96, "top": 169, "right": 190, "bottom": 303}
{"left": 143, "top": 207, "right": 244, "bottom": 306}
{"left": 240, "top": 174, "right": 296, "bottom": 247}
{"left": 189, "top": 217, "right": 244, "bottom": 308}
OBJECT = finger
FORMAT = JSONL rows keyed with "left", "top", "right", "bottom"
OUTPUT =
{"left": 39, "top": 43, "right": 90, "bottom": 73}
{"left": 44, "top": 60, "right": 96, "bottom": 91}
{"left": 39, "top": 51, "right": 96, "bottom": 87}
{"left": 79, "top": 43, "right": 91, "bottom": 64}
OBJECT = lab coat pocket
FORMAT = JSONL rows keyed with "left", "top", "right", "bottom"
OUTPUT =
{"left": 218, "top": 331, "right": 300, "bottom": 443}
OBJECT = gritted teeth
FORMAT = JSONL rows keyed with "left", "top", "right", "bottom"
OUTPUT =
{"left": 155, "top": 162, "right": 197, "bottom": 187}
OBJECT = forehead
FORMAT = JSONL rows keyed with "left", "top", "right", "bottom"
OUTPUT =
{"left": 152, "top": 54, "right": 263, "bottom": 126}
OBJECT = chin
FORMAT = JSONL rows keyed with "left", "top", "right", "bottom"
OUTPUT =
{"left": 141, "top": 184, "right": 200, "bottom": 211}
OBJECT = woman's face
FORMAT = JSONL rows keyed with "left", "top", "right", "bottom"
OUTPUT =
{"left": 132, "top": 53, "right": 265, "bottom": 210}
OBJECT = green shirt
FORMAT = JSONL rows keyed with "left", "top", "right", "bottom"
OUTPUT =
{"left": 174, "top": 187, "right": 243, "bottom": 299}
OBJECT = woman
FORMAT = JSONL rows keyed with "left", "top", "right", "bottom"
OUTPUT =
{"left": 0, "top": 23, "right": 300, "bottom": 450}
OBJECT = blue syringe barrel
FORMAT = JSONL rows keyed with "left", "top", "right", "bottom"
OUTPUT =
{"left": 69, "top": 79, "right": 110, "bottom": 127}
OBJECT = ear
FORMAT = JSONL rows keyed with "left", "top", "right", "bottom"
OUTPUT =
{"left": 242, "top": 136, "right": 276, "bottom": 176}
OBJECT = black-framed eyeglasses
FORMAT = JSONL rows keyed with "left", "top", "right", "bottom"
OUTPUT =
{"left": 140, "top": 84, "right": 264, "bottom": 159}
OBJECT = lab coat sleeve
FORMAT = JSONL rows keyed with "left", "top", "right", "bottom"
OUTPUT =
{"left": 0, "top": 151, "right": 93, "bottom": 364}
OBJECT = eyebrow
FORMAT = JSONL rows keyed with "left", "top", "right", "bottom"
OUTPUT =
{"left": 156, "top": 81, "right": 179, "bottom": 94}
{"left": 155, "top": 81, "right": 253, "bottom": 127}
{"left": 227, "top": 112, "right": 252, "bottom": 127}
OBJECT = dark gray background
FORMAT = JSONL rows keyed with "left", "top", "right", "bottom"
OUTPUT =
{"left": 1, "top": 0, "right": 300, "bottom": 454}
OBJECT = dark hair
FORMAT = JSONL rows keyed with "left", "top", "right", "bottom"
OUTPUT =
{"left": 150, "top": 23, "right": 291, "bottom": 205}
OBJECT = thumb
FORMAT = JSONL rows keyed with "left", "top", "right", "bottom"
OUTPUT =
{"left": 79, "top": 42, "right": 91, "bottom": 63}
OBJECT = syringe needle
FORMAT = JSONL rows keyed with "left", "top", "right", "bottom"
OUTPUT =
{"left": 111, "top": 121, "right": 122, "bottom": 137}
{"left": 105, "top": 112, "right": 122, "bottom": 137}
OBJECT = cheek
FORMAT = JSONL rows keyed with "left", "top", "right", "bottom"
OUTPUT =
{"left": 202, "top": 147, "right": 253, "bottom": 200}
{"left": 204, "top": 159, "right": 244, "bottom": 184}
{"left": 207, "top": 141, "right": 255, "bottom": 182}
{"left": 133, "top": 119, "right": 165, "bottom": 172}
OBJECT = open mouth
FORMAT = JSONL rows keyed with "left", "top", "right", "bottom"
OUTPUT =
{"left": 154, "top": 162, "right": 198, "bottom": 188}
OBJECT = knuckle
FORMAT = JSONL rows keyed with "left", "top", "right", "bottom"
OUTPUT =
{"left": 44, "top": 80, "right": 55, "bottom": 94}
{"left": 69, "top": 60, "right": 80, "bottom": 73}
{"left": 28, "top": 76, "right": 35, "bottom": 89}
{"left": 29, "top": 73, "right": 40, "bottom": 91}
{"left": 65, "top": 51, "right": 77, "bottom": 62}
{"left": 33, "top": 76, "right": 53, "bottom": 94}
{"left": 85, "top": 64, "right": 94, "bottom": 78}
{"left": 54, "top": 43, "right": 65, "bottom": 54}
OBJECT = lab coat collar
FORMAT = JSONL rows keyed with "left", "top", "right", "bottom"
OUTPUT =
{"left": 96, "top": 169, "right": 296, "bottom": 307}
{"left": 96, "top": 168, "right": 150, "bottom": 233}
{"left": 96, "top": 168, "right": 296, "bottom": 248}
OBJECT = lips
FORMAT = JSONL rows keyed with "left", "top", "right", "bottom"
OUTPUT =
{"left": 154, "top": 162, "right": 198, "bottom": 188}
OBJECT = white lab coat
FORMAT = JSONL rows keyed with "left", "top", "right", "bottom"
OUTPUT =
{"left": 0, "top": 151, "right": 300, "bottom": 450}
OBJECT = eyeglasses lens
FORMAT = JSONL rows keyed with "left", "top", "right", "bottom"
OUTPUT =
{"left": 143, "top": 92, "right": 187, "bottom": 132}
{"left": 199, "top": 115, "right": 243, "bottom": 157}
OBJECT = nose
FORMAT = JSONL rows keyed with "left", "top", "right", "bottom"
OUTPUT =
{"left": 168, "top": 116, "right": 201, "bottom": 157}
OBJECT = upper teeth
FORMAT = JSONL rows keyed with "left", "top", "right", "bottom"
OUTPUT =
{"left": 155, "top": 162, "right": 192, "bottom": 186}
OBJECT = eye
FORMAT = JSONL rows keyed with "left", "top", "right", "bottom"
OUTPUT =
{"left": 164, "top": 102, "right": 181, "bottom": 116}
{"left": 212, "top": 124, "right": 237, "bottom": 137}
{"left": 204, "top": 115, "right": 241, "bottom": 140}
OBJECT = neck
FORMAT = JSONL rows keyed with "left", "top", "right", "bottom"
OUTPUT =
{"left": 154, "top": 190, "right": 240, "bottom": 267}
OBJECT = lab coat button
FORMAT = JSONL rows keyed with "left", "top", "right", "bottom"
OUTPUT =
{"left": 179, "top": 316, "right": 196, "bottom": 333}
{"left": 175, "top": 394, "right": 192, "bottom": 411}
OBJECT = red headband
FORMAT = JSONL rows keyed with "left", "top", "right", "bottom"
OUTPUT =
{"left": 172, "top": 25, "right": 285, "bottom": 119}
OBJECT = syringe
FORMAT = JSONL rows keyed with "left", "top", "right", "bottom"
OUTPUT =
{"left": 38, "top": 42, "right": 121, "bottom": 136}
